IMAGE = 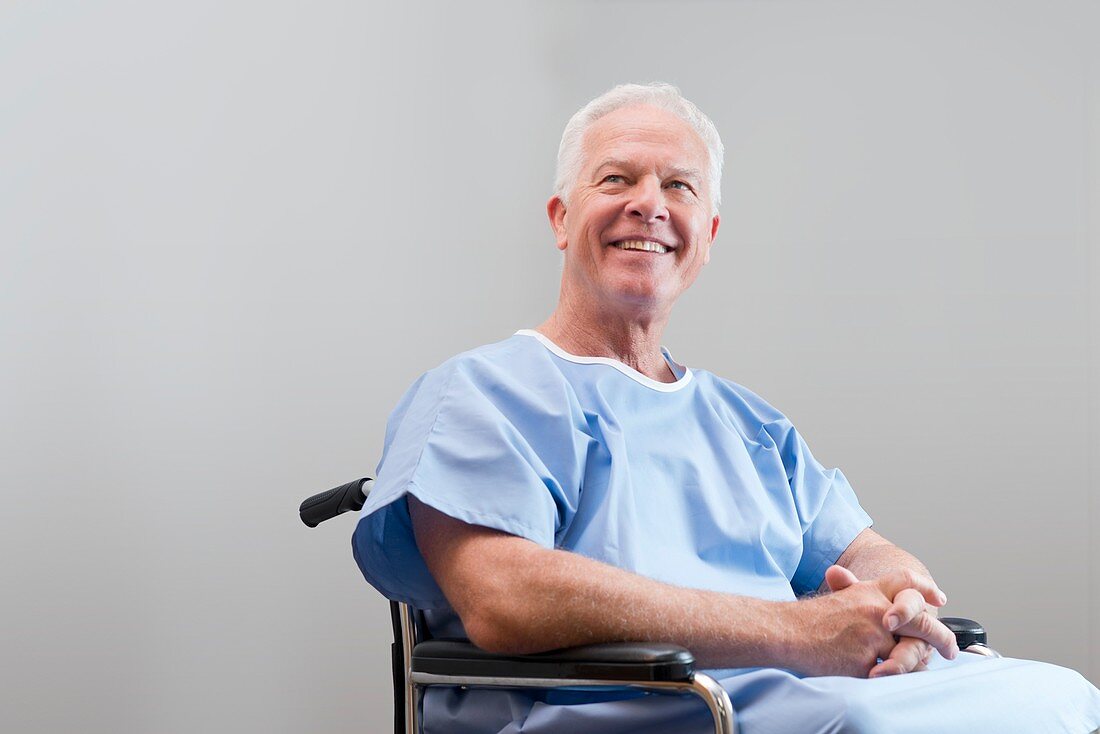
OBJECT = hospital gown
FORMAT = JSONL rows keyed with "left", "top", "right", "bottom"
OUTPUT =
{"left": 353, "top": 329, "right": 1100, "bottom": 733}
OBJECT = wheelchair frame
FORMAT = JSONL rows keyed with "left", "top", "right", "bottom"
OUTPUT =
{"left": 391, "top": 601, "right": 736, "bottom": 734}
{"left": 301, "top": 477, "right": 996, "bottom": 734}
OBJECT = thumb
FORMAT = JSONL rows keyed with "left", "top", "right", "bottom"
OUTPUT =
{"left": 824, "top": 565, "right": 860, "bottom": 592}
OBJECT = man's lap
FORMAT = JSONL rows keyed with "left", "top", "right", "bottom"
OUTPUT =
{"left": 423, "top": 652, "right": 1100, "bottom": 734}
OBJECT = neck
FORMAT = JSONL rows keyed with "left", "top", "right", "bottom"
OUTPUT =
{"left": 536, "top": 299, "right": 676, "bottom": 383}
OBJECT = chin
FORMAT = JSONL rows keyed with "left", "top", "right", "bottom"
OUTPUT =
{"left": 608, "top": 288, "right": 669, "bottom": 314}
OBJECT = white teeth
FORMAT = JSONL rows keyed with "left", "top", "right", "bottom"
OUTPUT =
{"left": 613, "top": 240, "right": 669, "bottom": 254}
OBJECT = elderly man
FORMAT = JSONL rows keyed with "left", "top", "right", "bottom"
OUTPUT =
{"left": 354, "top": 83, "right": 1100, "bottom": 733}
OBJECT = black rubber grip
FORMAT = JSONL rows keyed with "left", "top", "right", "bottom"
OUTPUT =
{"left": 299, "top": 478, "right": 370, "bottom": 527}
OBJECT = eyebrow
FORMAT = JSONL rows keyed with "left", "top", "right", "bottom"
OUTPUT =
{"left": 591, "top": 158, "right": 704, "bottom": 182}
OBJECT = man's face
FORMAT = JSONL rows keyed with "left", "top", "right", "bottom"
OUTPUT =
{"left": 548, "top": 104, "right": 720, "bottom": 320}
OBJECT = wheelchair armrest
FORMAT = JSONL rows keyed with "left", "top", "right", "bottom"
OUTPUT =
{"left": 941, "top": 617, "right": 988, "bottom": 649}
{"left": 411, "top": 639, "right": 696, "bottom": 682}
{"left": 412, "top": 619, "right": 988, "bottom": 684}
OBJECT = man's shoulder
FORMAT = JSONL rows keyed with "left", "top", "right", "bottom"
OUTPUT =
{"left": 690, "top": 368, "right": 789, "bottom": 427}
{"left": 381, "top": 332, "right": 582, "bottom": 458}
{"left": 430, "top": 331, "right": 558, "bottom": 380}
{"left": 403, "top": 332, "right": 568, "bottom": 406}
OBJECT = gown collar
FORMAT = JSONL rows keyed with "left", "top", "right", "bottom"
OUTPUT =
{"left": 515, "top": 329, "right": 693, "bottom": 393}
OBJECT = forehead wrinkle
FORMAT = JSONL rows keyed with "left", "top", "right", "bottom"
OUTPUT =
{"left": 666, "top": 165, "right": 704, "bottom": 182}
{"left": 590, "top": 157, "right": 634, "bottom": 175}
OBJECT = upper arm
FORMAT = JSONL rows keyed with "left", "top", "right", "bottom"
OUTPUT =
{"left": 818, "top": 527, "right": 893, "bottom": 592}
{"left": 353, "top": 354, "right": 582, "bottom": 609}
{"left": 833, "top": 527, "right": 891, "bottom": 569}
{"left": 407, "top": 495, "right": 542, "bottom": 641}
{"left": 823, "top": 527, "right": 938, "bottom": 604}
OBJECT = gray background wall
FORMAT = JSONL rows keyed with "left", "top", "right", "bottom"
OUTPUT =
{"left": 2, "top": 1, "right": 1097, "bottom": 731}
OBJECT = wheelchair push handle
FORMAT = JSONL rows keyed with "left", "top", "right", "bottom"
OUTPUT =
{"left": 299, "top": 478, "right": 372, "bottom": 527}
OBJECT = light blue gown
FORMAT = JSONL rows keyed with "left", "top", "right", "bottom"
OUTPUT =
{"left": 353, "top": 330, "right": 1100, "bottom": 733}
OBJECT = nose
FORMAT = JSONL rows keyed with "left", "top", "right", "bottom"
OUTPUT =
{"left": 626, "top": 177, "right": 669, "bottom": 223}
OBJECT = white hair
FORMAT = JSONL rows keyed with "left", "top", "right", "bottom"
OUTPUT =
{"left": 554, "top": 82, "right": 725, "bottom": 211}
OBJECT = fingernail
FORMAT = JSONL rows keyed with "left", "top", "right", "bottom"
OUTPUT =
{"left": 938, "top": 592, "right": 947, "bottom": 605}
{"left": 886, "top": 614, "right": 900, "bottom": 631}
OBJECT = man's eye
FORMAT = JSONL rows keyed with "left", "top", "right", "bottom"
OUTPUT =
{"left": 602, "top": 174, "right": 625, "bottom": 183}
{"left": 668, "top": 180, "right": 692, "bottom": 191}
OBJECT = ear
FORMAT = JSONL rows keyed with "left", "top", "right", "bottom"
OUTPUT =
{"left": 547, "top": 195, "right": 568, "bottom": 251}
{"left": 703, "top": 213, "right": 720, "bottom": 265}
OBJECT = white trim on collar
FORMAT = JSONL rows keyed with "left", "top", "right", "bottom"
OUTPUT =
{"left": 515, "top": 329, "right": 693, "bottom": 393}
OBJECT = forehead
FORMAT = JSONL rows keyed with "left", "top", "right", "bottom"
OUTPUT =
{"left": 581, "top": 104, "right": 708, "bottom": 174}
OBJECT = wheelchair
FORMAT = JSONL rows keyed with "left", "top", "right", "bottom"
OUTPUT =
{"left": 301, "top": 477, "right": 999, "bottom": 734}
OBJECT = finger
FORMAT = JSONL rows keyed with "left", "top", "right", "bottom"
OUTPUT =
{"left": 869, "top": 638, "right": 930, "bottom": 678}
{"left": 882, "top": 588, "right": 926, "bottom": 632}
{"left": 915, "top": 639, "right": 933, "bottom": 671}
{"left": 894, "top": 611, "right": 959, "bottom": 660}
{"left": 913, "top": 646, "right": 933, "bottom": 671}
{"left": 877, "top": 569, "right": 947, "bottom": 608}
{"left": 824, "top": 565, "right": 860, "bottom": 592}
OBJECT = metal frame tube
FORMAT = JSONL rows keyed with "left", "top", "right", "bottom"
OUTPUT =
{"left": 690, "top": 672, "right": 737, "bottom": 734}
{"left": 407, "top": 670, "right": 736, "bottom": 734}
{"left": 961, "top": 643, "right": 1001, "bottom": 658}
{"left": 398, "top": 604, "right": 421, "bottom": 734}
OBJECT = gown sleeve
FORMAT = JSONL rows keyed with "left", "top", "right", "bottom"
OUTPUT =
{"left": 352, "top": 353, "right": 585, "bottom": 609}
{"left": 761, "top": 418, "right": 873, "bottom": 595}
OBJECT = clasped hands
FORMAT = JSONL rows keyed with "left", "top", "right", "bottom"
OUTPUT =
{"left": 804, "top": 565, "right": 960, "bottom": 679}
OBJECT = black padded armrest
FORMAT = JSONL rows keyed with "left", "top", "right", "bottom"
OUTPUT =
{"left": 412, "top": 618, "right": 988, "bottom": 683}
{"left": 941, "top": 617, "right": 987, "bottom": 649}
{"left": 412, "top": 639, "right": 695, "bottom": 682}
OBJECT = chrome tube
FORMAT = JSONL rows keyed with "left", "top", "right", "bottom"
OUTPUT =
{"left": 408, "top": 671, "right": 736, "bottom": 734}
{"left": 961, "top": 643, "right": 1001, "bottom": 658}
{"left": 398, "top": 604, "right": 420, "bottom": 734}
{"left": 690, "top": 672, "right": 736, "bottom": 734}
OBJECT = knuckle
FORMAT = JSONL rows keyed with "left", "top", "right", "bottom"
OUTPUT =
{"left": 855, "top": 625, "right": 878, "bottom": 649}
{"left": 857, "top": 626, "right": 891, "bottom": 655}
{"left": 859, "top": 600, "right": 884, "bottom": 620}
{"left": 899, "top": 591, "right": 921, "bottom": 615}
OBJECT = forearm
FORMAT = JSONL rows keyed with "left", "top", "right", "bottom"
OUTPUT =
{"left": 434, "top": 532, "right": 953, "bottom": 678}
{"left": 840, "top": 540, "right": 931, "bottom": 582}
{"left": 832, "top": 529, "right": 939, "bottom": 615}
{"left": 410, "top": 496, "right": 801, "bottom": 669}
{"left": 448, "top": 527, "right": 795, "bottom": 668}
{"left": 411, "top": 500, "right": 951, "bottom": 676}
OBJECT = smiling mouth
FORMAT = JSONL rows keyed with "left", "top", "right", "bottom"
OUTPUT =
{"left": 610, "top": 239, "right": 670, "bottom": 254}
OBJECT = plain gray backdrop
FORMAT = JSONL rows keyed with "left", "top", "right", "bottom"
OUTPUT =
{"left": 2, "top": 1, "right": 1097, "bottom": 732}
